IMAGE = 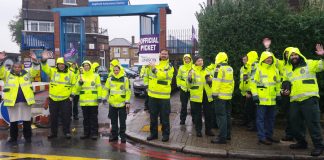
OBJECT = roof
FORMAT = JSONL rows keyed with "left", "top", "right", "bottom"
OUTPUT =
{"left": 109, "top": 38, "right": 131, "bottom": 47}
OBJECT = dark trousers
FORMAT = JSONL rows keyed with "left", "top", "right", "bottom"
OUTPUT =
{"left": 180, "top": 89, "right": 190, "bottom": 122}
{"left": 144, "top": 93, "right": 149, "bottom": 110}
{"left": 191, "top": 99, "right": 213, "bottom": 133}
{"left": 256, "top": 105, "right": 276, "bottom": 141}
{"left": 245, "top": 96, "right": 256, "bottom": 128}
{"left": 290, "top": 97, "right": 324, "bottom": 148}
{"left": 49, "top": 98, "right": 72, "bottom": 135}
{"left": 281, "top": 95, "right": 293, "bottom": 138}
{"left": 72, "top": 95, "right": 80, "bottom": 118}
{"left": 10, "top": 121, "right": 32, "bottom": 140}
{"left": 214, "top": 98, "right": 232, "bottom": 139}
{"left": 109, "top": 106, "right": 127, "bottom": 139}
{"left": 81, "top": 106, "right": 98, "bottom": 136}
{"left": 149, "top": 97, "right": 171, "bottom": 137}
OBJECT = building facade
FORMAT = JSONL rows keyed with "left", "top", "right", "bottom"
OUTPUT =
{"left": 109, "top": 36, "right": 139, "bottom": 67}
{"left": 21, "top": 0, "right": 109, "bottom": 67}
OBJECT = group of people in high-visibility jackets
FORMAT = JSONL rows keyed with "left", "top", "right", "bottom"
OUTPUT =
{"left": 0, "top": 50, "right": 130, "bottom": 144}
{"left": 239, "top": 38, "right": 324, "bottom": 156}
{"left": 1, "top": 40, "right": 324, "bottom": 156}
{"left": 175, "top": 52, "right": 234, "bottom": 144}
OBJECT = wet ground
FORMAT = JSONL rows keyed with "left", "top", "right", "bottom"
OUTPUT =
{"left": 0, "top": 90, "right": 248, "bottom": 160}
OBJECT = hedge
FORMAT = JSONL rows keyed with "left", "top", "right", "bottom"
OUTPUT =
{"left": 196, "top": 0, "right": 324, "bottom": 113}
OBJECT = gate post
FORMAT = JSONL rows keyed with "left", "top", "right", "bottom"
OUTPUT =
{"left": 159, "top": 8, "right": 167, "bottom": 50}
{"left": 53, "top": 12, "right": 61, "bottom": 59}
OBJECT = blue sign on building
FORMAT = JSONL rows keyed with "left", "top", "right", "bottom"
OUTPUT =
{"left": 89, "top": 0, "right": 128, "bottom": 6}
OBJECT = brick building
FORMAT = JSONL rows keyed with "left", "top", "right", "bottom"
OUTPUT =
{"left": 109, "top": 36, "right": 139, "bottom": 67}
{"left": 21, "top": 0, "right": 109, "bottom": 67}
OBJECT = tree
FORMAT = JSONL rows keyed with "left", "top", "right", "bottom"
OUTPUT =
{"left": 196, "top": 0, "right": 324, "bottom": 112}
{"left": 8, "top": 9, "right": 23, "bottom": 46}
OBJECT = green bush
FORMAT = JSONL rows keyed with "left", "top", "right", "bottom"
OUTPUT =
{"left": 197, "top": 0, "right": 324, "bottom": 114}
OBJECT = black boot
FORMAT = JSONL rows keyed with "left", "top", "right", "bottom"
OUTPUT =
{"left": 211, "top": 137, "right": 227, "bottom": 144}
{"left": 146, "top": 135, "right": 158, "bottom": 141}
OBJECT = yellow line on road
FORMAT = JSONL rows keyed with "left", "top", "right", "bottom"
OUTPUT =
{"left": 0, "top": 152, "right": 110, "bottom": 160}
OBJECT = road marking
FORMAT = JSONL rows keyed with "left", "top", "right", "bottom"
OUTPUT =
{"left": 0, "top": 152, "right": 110, "bottom": 160}
{"left": 141, "top": 124, "right": 162, "bottom": 132}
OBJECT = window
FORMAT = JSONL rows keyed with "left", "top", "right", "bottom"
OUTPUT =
{"left": 39, "top": 22, "right": 51, "bottom": 32}
{"left": 63, "top": 0, "right": 77, "bottom": 5}
{"left": 65, "top": 23, "right": 80, "bottom": 33}
{"left": 122, "top": 48, "right": 128, "bottom": 55}
{"left": 25, "top": 21, "right": 54, "bottom": 32}
{"left": 30, "top": 22, "right": 38, "bottom": 31}
{"left": 114, "top": 48, "right": 120, "bottom": 58}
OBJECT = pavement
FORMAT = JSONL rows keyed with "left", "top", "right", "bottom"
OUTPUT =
{"left": 1, "top": 81, "right": 324, "bottom": 159}
{"left": 126, "top": 91, "right": 324, "bottom": 160}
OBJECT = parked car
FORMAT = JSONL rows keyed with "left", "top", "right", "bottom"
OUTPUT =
{"left": 130, "top": 66, "right": 140, "bottom": 74}
{"left": 124, "top": 67, "right": 139, "bottom": 79}
{"left": 97, "top": 66, "right": 108, "bottom": 82}
{"left": 133, "top": 68, "right": 178, "bottom": 97}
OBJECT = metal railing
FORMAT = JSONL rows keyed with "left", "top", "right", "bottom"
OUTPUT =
{"left": 167, "top": 28, "right": 197, "bottom": 54}
{"left": 21, "top": 31, "right": 54, "bottom": 50}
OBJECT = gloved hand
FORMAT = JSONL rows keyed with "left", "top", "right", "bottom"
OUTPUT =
{"left": 97, "top": 99, "right": 102, "bottom": 103}
{"left": 252, "top": 95, "right": 260, "bottom": 105}
{"left": 276, "top": 96, "right": 282, "bottom": 106}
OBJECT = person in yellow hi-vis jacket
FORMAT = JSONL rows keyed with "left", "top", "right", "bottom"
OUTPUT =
{"left": 176, "top": 54, "right": 192, "bottom": 125}
{"left": 40, "top": 51, "right": 76, "bottom": 140}
{"left": 0, "top": 51, "right": 39, "bottom": 144}
{"left": 240, "top": 51, "right": 259, "bottom": 131}
{"left": 187, "top": 56, "right": 214, "bottom": 137}
{"left": 282, "top": 46, "right": 324, "bottom": 157}
{"left": 251, "top": 51, "right": 281, "bottom": 145}
{"left": 146, "top": 49, "right": 174, "bottom": 142}
{"left": 103, "top": 64, "right": 131, "bottom": 143}
{"left": 68, "top": 62, "right": 80, "bottom": 120}
{"left": 92, "top": 62, "right": 100, "bottom": 73}
{"left": 75, "top": 60, "right": 102, "bottom": 140}
{"left": 210, "top": 52, "right": 234, "bottom": 144}
{"left": 140, "top": 65, "right": 150, "bottom": 111}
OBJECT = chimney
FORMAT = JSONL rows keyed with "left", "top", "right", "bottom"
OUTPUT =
{"left": 131, "top": 36, "right": 135, "bottom": 45}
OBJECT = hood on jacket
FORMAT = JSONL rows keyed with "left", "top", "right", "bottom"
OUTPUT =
{"left": 259, "top": 51, "right": 275, "bottom": 66}
{"left": 287, "top": 47, "right": 307, "bottom": 65}
{"left": 82, "top": 60, "right": 92, "bottom": 73}
{"left": 215, "top": 52, "right": 228, "bottom": 64}
{"left": 183, "top": 54, "right": 192, "bottom": 66}
{"left": 283, "top": 47, "right": 294, "bottom": 64}
{"left": 247, "top": 51, "right": 258, "bottom": 65}
{"left": 56, "top": 57, "right": 68, "bottom": 72}
{"left": 111, "top": 65, "right": 124, "bottom": 79}
{"left": 110, "top": 59, "right": 120, "bottom": 66}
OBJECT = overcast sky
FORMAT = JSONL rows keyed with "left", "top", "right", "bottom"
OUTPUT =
{"left": 0, "top": 0, "right": 205, "bottom": 53}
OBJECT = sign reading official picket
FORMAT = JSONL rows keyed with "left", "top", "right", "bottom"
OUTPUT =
{"left": 89, "top": 0, "right": 128, "bottom": 6}
{"left": 139, "top": 34, "right": 160, "bottom": 65}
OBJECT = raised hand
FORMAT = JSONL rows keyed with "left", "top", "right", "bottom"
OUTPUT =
{"left": 41, "top": 50, "right": 52, "bottom": 60}
{"left": 315, "top": 44, "right": 324, "bottom": 56}
{"left": 29, "top": 51, "right": 38, "bottom": 63}
{"left": 0, "top": 51, "right": 7, "bottom": 61}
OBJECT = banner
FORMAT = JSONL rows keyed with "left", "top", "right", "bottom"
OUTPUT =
{"left": 89, "top": 0, "right": 128, "bottom": 6}
{"left": 139, "top": 34, "right": 160, "bottom": 65}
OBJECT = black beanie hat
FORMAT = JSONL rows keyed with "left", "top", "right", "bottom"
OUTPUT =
{"left": 193, "top": 55, "right": 203, "bottom": 63}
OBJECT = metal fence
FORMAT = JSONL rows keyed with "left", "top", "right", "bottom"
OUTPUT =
{"left": 167, "top": 28, "right": 197, "bottom": 54}
{"left": 21, "top": 31, "right": 54, "bottom": 50}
